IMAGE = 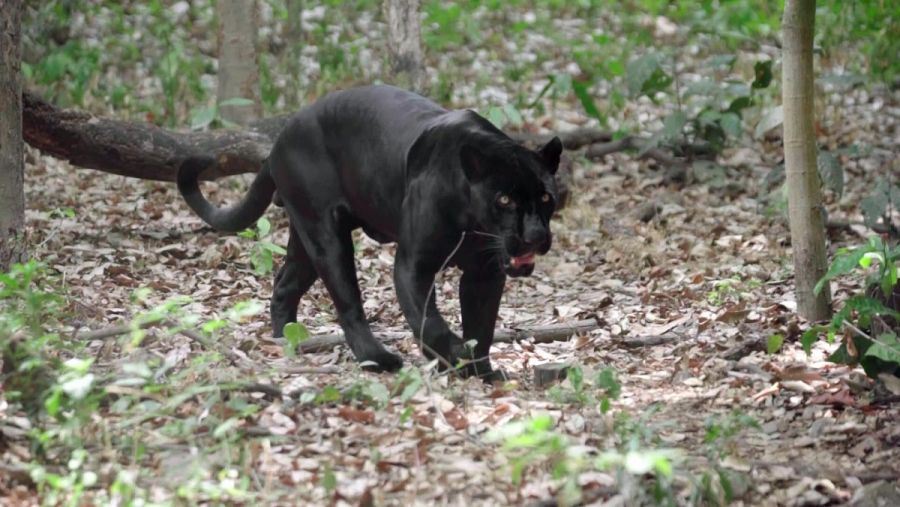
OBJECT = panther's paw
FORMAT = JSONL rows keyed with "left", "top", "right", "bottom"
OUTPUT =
{"left": 480, "top": 367, "right": 510, "bottom": 384}
{"left": 457, "top": 357, "right": 508, "bottom": 384}
{"left": 358, "top": 349, "right": 404, "bottom": 372}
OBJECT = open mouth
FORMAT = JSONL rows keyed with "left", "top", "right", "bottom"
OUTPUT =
{"left": 510, "top": 253, "right": 536, "bottom": 269}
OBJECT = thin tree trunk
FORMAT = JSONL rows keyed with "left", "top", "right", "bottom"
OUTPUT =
{"left": 0, "top": 0, "right": 25, "bottom": 270}
{"left": 284, "top": 0, "right": 304, "bottom": 107}
{"left": 783, "top": 0, "right": 831, "bottom": 320}
{"left": 383, "top": 0, "right": 425, "bottom": 92}
{"left": 217, "top": 0, "right": 261, "bottom": 124}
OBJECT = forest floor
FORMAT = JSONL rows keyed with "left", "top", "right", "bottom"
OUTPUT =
{"left": 4, "top": 2, "right": 900, "bottom": 506}
{"left": 7, "top": 83, "right": 897, "bottom": 506}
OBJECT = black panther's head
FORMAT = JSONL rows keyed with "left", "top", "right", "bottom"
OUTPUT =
{"left": 459, "top": 120, "right": 562, "bottom": 277}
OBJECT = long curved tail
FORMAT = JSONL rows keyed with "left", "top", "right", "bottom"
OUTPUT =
{"left": 177, "top": 156, "right": 276, "bottom": 233}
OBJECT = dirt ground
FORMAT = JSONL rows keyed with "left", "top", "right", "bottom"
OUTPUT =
{"left": 11, "top": 77, "right": 898, "bottom": 505}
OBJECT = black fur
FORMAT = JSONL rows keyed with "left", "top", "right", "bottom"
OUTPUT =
{"left": 178, "top": 85, "right": 562, "bottom": 379}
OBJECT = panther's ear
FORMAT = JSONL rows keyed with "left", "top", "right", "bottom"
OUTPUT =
{"left": 538, "top": 136, "right": 563, "bottom": 174}
{"left": 406, "top": 128, "right": 438, "bottom": 177}
{"left": 460, "top": 144, "right": 487, "bottom": 182}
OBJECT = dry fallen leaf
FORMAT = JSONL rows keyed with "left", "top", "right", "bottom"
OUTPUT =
{"left": 338, "top": 406, "right": 375, "bottom": 425}
{"left": 442, "top": 408, "right": 469, "bottom": 431}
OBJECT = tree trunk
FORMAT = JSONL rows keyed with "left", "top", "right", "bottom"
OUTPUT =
{"left": 0, "top": 0, "right": 25, "bottom": 270}
{"left": 783, "top": 0, "right": 831, "bottom": 320}
{"left": 217, "top": 0, "right": 261, "bottom": 124}
{"left": 383, "top": 0, "right": 425, "bottom": 92}
{"left": 284, "top": 0, "right": 304, "bottom": 107}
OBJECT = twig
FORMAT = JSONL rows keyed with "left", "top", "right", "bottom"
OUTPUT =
{"left": 76, "top": 315, "right": 164, "bottom": 340}
{"left": 418, "top": 231, "right": 468, "bottom": 373}
{"left": 280, "top": 366, "right": 342, "bottom": 375}
{"left": 0, "top": 462, "right": 35, "bottom": 485}
{"left": 234, "top": 382, "right": 283, "bottom": 399}
{"left": 842, "top": 321, "right": 876, "bottom": 343}
{"left": 166, "top": 319, "right": 244, "bottom": 366}
{"left": 77, "top": 317, "right": 245, "bottom": 366}
{"left": 825, "top": 219, "right": 898, "bottom": 236}
{"left": 619, "top": 333, "right": 680, "bottom": 349}
{"left": 241, "top": 426, "right": 274, "bottom": 438}
{"left": 719, "top": 335, "right": 767, "bottom": 361}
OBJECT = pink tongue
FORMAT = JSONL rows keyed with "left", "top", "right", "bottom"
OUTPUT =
{"left": 511, "top": 254, "right": 535, "bottom": 268}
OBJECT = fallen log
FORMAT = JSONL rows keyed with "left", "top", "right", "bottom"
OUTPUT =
{"left": 298, "top": 318, "right": 602, "bottom": 353}
{"left": 23, "top": 90, "right": 278, "bottom": 181}
{"left": 23, "top": 91, "right": 675, "bottom": 186}
{"left": 76, "top": 317, "right": 602, "bottom": 355}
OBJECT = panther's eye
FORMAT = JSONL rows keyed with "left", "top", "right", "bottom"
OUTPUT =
{"left": 497, "top": 194, "right": 512, "bottom": 207}
{"left": 541, "top": 193, "right": 551, "bottom": 203}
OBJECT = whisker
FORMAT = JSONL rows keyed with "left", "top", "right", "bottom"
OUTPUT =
{"left": 469, "top": 230, "right": 503, "bottom": 240}
{"left": 468, "top": 229, "right": 507, "bottom": 270}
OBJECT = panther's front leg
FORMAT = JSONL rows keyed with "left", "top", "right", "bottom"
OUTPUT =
{"left": 459, "top": 268, "right": 507, "bottom": 381}
{"left": 394, "top": 245, "right": 464, "bottom": 368}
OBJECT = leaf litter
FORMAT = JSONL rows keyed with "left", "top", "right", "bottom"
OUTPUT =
{"left": 5, "top": 4, "right": 900, "bottom": 506}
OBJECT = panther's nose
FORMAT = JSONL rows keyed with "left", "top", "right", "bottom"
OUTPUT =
{"left": 523, "top": 233, "right": 547, "bottom": 248}
{"left": 522, "top": 221, "right": 548, "bottom": 248}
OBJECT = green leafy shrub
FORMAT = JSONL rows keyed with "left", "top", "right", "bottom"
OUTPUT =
{"left": 546, "top": 365, "right": 621, "bottom": 413}
{"left": 238, "top": 217, "right": 287, "bottom": 275}
{"left": 805, "top": 237, "right": 900, "bottom": 378}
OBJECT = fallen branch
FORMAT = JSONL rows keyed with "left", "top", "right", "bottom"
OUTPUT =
{"left": 171, "top": 319, "right": 245, "bottom": 366}
{"left": 24, "top": 91, "right": 601, "bottom": 183}
{"left": 23, "top": 91, "right": 275, "bottom": 181}
{"left": 825, "top": 219, "right": 899, "bottom": 237}
{"left": 298, "top": 318, "right": 601, "bottom": 354}
{"left": 280, "top": 365, "right": 342, "bottom": 375}
{"left": 76, "top": 315, "right": 164, "bottom": 341}
{"left": 720, "top": 335, "right": 766, "bottom": 361}
{"left": 24, "top": 91, "right": 704, "bottom": 193}
{"left": 619, "top": 333, "right": 680, "bottom": 349}
{"left": 77, "top": 317, "right": 245, "bottom": 366}
{"left": 585, "top": 135, "right": 690, "bottom": 170}
{"left": 508, "top": 127, "right": 613, "bottom": 149}
{"left": 234, "top": 382, "right": 283, "bottom": 399}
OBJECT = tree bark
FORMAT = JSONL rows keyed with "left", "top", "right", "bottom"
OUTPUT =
{"left": 217, "top": 0, "right": 262, "bottom": 124}
{"left": 783, "top": 0, "right": 831, "bottom": 320}
{"left": 0, "top": 0, "right": 25, "bottom": 270}
{"left": 284, "top": 0, "right": 304, "bottom": 107}
{"left": 22, "top": 91, "right": 278, "bottom": 182}
{"left": 383, "top": 0, "right": 425, "bottom": 92}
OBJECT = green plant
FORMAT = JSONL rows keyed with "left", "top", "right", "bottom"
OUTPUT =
{"left": 706, "top": 277, "right": 763, "bottom": 306}
{"left": 488, "top": 414, "right": 586, "bottom": 505}
{"left": 689, "top": 411, "right": 759, "bottom": 505}
{"left": 30, "top": 448, "right": 99, "bottom": 507}
{"left": 282, "top": 321, "right": 310, "bottom": 357}
{"left": 1, "top": 258, "right": 280, "bottom": 504}
{"left": 23, "top": 40, "right": 101, "bottom": 107}
{"left": 484, "top": 103, "right": 524, "bottom": 130}
{"left": 238, "top": 217, "right": 287, "bottom": 275}
{"left": 546, "top": 365, "right": 621, "bottom": 413}
{"left": 804, "top": 236, "right": 900, "bottom": 378}
{"left": 631, "top": 55, "right": 774, "bottom": 157}
{"left": 489, "top": 411, "right": 680, "bottom": 506}
{"left": 0, "top": 261, "right": 69, "bottom": 413}
{"left": 860, "top": 179, "right": 900, "bottom": 231}
{"left": 818, "top": 1, "right": 900, "bottom": 83}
